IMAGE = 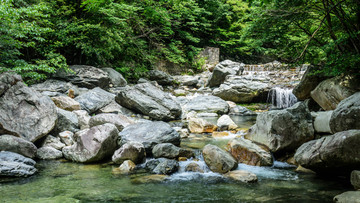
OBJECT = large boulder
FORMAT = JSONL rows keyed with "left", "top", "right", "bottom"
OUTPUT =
{"left": 0, "top": 135, "right": 37, "bottom": 158}
{"left": 183, "top": 95, "right": 229, "bottom": 115}
{"left": 246, "top": 102, "right": 314, "bottom": 154}
{"left": 89, "top": 113, "right": 134, "bottom": 131}
{"left": 51, "top": 96, "right": 81, "bottom": 111}
{"left": 294, "top": 130, "right": 360, "bottom": 174}
{"left": 147, "top": 70, "right": 173, "bottom": 86}
{"left": 202, "top": 144, "right": 237, "bottom": 174}
{"left": 62, "top": 123, "right": 119, "bottom": 163}
{"left": 53, "top": 65, "right": 110, "bottom": 89}
{"left": 213, "top": 76, "right": 269, "bottom": 103}
{"left": 228, "top": 138, "right": 273, "bottom": 166}
{"left": 31, "top": 79, "right": 79, "bottom": 97}
{"left": 0, "top": 151, "right": 37, "bottom": 177}
{"left": 74, "top": 87, "right": 115, "bottom": 114}
{"left": 101, "top": 68, "right": 127, "bottom": 87}
{"left": 52, "top": 108, "right": 79, "bottom": 135}
{"left": 115, "top": 83, "right": 181, "bottom": 121}
{"left": 206, "top": 64, "right": 236, "bottom": 87}
{"left": 334, "top": 191, "right": 360, "bottom": 203}
{"left": 293, "top": 66, "right": 329, "bottom": 100}
{"left": 152, "top": 143, "right": 194, "bottom": 159}
{"left": 0, "top": 73, "right": 57, "bottom": 142}
{"left": 112, "top": 142, "right": 146, "bottom": 164}
{"left": 310, "top": 76, "right": 359, "bottom": 110}
{"left": 330, "top": 92, "right": 360, "bottom": 133}
{"left": 118, "top": 121, "right": 181, "bottom": 154}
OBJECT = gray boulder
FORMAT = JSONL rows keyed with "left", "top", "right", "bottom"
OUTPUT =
{"left": 31, "top": 79, "right": 79, "bottom": 97}
{"left": 36, "top": 146, "right": 63, "bottom": 160}
{"left": 334, "top": 191, "right": 360, "bottom": 203}
{"left": 62, "top": 123, "right": 119, "bottom": 163}
{"left": 115, "top": 83, "right": 181, "bottom": 121}
{"left": 112, "top": 142, "right": 146, "bottom": 164}
{"left": 312, "top": 111, "right": 333, "bottom": 134}
{"left": 97, "top": 101, "right": 135, "bottom": 116}
{"left": 75, "top": 87, "right": 115, "bottom": 114}
{"left": 53, "top": 65, "right": 110, "bottom": 89}
{"left": 0, "top": 73, "right": 57, "bottom": 142}
{"left": 0, "top": 151, "right": 37, "bottom": 177}
{"left": 89, "top": 113, "right": 134, "bottom": 131}
{"left": 101, "top": 68, "right": 127, "bottom": 87}
{"left": 52, "top": 108, "right": 79, "bottom": 134}
{"left": 147, "top": 70, "right": 173, "bottom": 86}
{"left": 145, "top": 158, "right": 179, "bottom": 175}
{"left": 73, "top": 110, "right": 90, "bottom": 130}
{"left": 0, "top": 135, "right": 37, "bottom": 158}
{"left": 202, "top": 144, "right": 237, "bottom": 174}
{"left": 152, "top": 143, "right": 194, "bottom": 159}
{"left": 206, "top": 64, "right": 236, "bottom": 87}
{"left": 294, "top": 130, "right": 360, "bottom": 174}
{"left": 246, "top": 102, "right": 314, "bottom": 153}
{"left": 118, "top": 121, "right": 180, "bottom": 154}
{"left": 351, "top": 170, "right": 360, "bottom": 190}
{"left": 183, "top": 95, "right": 229, "bottom": 115}
{"left": 330, "top": 92, "right": 360, "bottom": 133}
{"left": 41, "top": 135, "right": 65, "bottom": 150}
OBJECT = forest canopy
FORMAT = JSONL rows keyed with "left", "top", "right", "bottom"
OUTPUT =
{"left": 1, "top": 0, "right": 359, "bottom": 83}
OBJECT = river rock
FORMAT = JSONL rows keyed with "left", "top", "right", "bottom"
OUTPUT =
{"left": 52, "top": 108, "right": 79, "bottom": 134}
{"left": 294, "top": 130, "right": 360, "bottom": 174}
{"left": 217, "top": 115, "right": 238, "bottom": 131}
{"left": 334, "top": 191, "right": 360, "bottom": 203}
{"left": 330, "top": 92, "right": 360, "bottom": 133}
{"left": 58, "top": 131, "right": 75, "bottom": 146}
{"left": 116, "top": 83, "right": 181, "bottom": 121}
{"left": 62, "top": 123, "right": 119, "bottom": 163}
{"left": 101, "top": 67, "right": 127, "bottom": 87}
{"left": 41, "top": 135, "right": 65, "bottom": 150}
{"left": 31, "top": 79, "right": 79, "bottom": 97}
{"left": 351, "top": 170, "right": 360, "bottom": 190}
{"left": 213, "top": 76, "right": 269, "bottom": 103}
{"left": 0, "top": 135, "right": 37, "bottom": 158}
{"left": 147, "top": 70, "right": 173, "bottom": 86}
{"left": 53, "top": 65, "right": 110, "bottom": 89}
{"left": 73, "top": 110, "right": 91, "bottom": 130}
{"left": 183, "top": 95, "right": 229, "bottom": 115}
{"left": 202, "top": 144, "right": 237, "bottom": 174}
{"left": 185, "top": 162, "right": 204, "bottom": 173}
{"left": 112, "top": 142, "right": 146, "bottom": 164}
{"left": 0, "top": 151, "right": 37, "bottom": 177}
{"left": 115, "top": 160, "right": 136, "bottom": 174}
{"left": 206, "top": 64, "right": 236, "bottom": 87}
{"left": 0, "top": 73, "right": 57, "bottom": 142}
{"left": 246, "top": 102, "right": 314, "bottom": 153}
{"left": 75, "top": 87, "right": 115, "bottom": 114}
{"left": 36, "top": 146, "right": 63, "bottom": 160}
{"left": 152, "top": 143, "right": 194, "bottom": 159}
{"left": 310, "top": 76, "right": 359, "bottom": 110}
{"left": 188, "top": 118, "right": 217, "bottom": 133}
{"left": 145, "top": 158, "right": 179, "bottom": 175}
{"left": 293, "top": 66, "right": 329, "bottom": 100}
{"left": 312, "top": 111, "right": 333, "bottom": 134}
{"left": 228, "top": 138, "right": 273, "bottom": 166}
{"left": 225, "top": 170, "right": 258, "bottom": 183}
{"left": 51, "top": 96, "right": 81, "bottom": 111}
{"left": 89, "top": 113, "right": 134, "bottom": 131}
{"left": 118, "top": 121, "right": 180, "bottom": 154}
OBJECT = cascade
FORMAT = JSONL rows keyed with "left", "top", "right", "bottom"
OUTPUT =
{"left": 267, "top": 87, "right": 298, "bottom": 109}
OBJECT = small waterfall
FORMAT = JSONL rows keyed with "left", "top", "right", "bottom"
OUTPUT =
{"left": 267, "top": 87, "right": 298, "bottom": 109}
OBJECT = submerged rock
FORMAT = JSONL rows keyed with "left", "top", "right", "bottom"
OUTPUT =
{"left": 0, "top": 135, "right": 37, "bottom": 158}
{"left": 202, "top": 144, "right": 237, "bottom": 174}
{"left": 0, "top": 151, "right": 37, "bottom": 177}
{"left": 114, "top": 160, "right": 136, "bottom": 174}
{"left": 112, "top": 142, "right": 146, "bottom": 165}
{"left": 225, "top": 170, "right": 258, "bottom": 183}
{"left": 75, "top": 87, "right": 115, "bottom": 114}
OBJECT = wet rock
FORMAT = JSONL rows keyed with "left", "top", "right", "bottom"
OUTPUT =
{"left": 101, "top": 67, "right": 127, "bottom": 87}
{"left": 0, "top": 73, "right": 57, "bottom": 142}
{"left": 202, "top": 144, "right": 237, "bottom": 174}
{"left": 36, "top": 146, "right": 63, "bottom": 160}
{"left": 152, "top": 143, "right": 194, "bottom": 159}
{"left": 51, "top": 96, "right": 81, "bottom": 111}
{"left": 41, "top": 135, "right": 65, "bottom": 150}
{"left": 228, "top": 138, "right": 273, "bottom": 166}
{"left": 188, "top": 118, "right": 217, "bottom": 133}
{"left": 53, "top": 65, "right": 110, "bottom": 89}
{"left": 246, "top": 102, "right": 314, "bottom": 153}
{"left": 0, "top": 135, "right": 37, "bottom": 158}
{"left": 225, "top": 170, "right": 258, "bottom": 183}
{"left": 58, "top": 131, "right": 75, "bottom": 146}
{"left": 330, "top": 92, "right": 360, "bottom": 133}
{"left": 212, "top": 131, "right": 230, "bottom": 138}
{"left": 217, "top": 115, "right": 238, "bottom": 131}
{"left": 206, "top": 64, "right": 236, "bottom": 87}
{"left": 75, "top": 87, "right": 115, "bottom": 114}
{"left": 294, "top": 130, "right": 360, "bottom": 174}
{"left": 131, "top": 174, "right": 168, "bottom": 184}
{"left": 31, "top": 79, "right": 79, "bottom": 97}
{"left": 183, "top": 95, "right": 229, "bottom": 115}
{"left": 351, "top": 170, "right": 360, "bottom": 190}
{"left": 0, "top": 151, "right": 37, "bottom": 177}
{"left": 118, "top": 121, "right": 180, "bottom": 154}
{"left": 312, "top": 111, "right": 333, "bottom": 134}
{"left": 52, "top": 108, "right": 79, "bottom": 134}
{"left": 116, "top": 83, "right": 181, "bottom": 121}
{"left": 114, "top": 160, "right": 136, "bottom": 174}
{"left": 62, "top": 123, "right": 119, "bottom": 163}
{"left": 146, "top": 158, "right": 179, "bottom": 175}
{"left": 185, "top": 162, "right": 204, "bottom": 173}
{"left": 89, "top": 113, "right": 134, "bottom": 131}
{"left": 147, "top": 70, "right": 173, "bottom": 86}
{"left": 112, "top": 142, "right": 146, "bottom": 165}
{"left": 310, "top": 76, "right": 359, "bottom": 110}
{"left": 333, "top": 191, "right": 360, "bottom": 203}
{"left": 73, "top": 110, "right": 90, "bottom": 130}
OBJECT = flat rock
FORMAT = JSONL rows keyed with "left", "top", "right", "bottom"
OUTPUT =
{"left": 225, "top": 170, "right": 258, "bottom": 183}
{"left": 183, "top": 95, "right": 229, "bottom": 115}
